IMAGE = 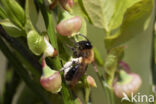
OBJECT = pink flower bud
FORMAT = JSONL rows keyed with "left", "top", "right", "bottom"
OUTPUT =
{"left": 58, "top": 0, "right": 74, "bottom": 11}
{"left": 40, "top": 72, "right": 62, "bottom": 94}
{"left": 40, "top": 59, "right": 62, "bottom": 94}
{"left": 56, "top": 16, "right": 82, "bottom": 36}
{"left": 113, "top": 70, "right": 142, "bottom": 98}
{"left": 87, "top": 75, "right": 97, "bottom": 88}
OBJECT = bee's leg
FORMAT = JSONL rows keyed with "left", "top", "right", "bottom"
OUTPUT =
{"left": 60, "top": 57, "right": 81, "bottom": 72}
{"left": 59, "top": 62, "right": 72, "bottom": 72}
{"left": 65, "top": 43, "right": 75, "bottom": 51}
{"left": 92, "top": 61, "right": 98, "bottom": 72}
{"left": 68, "top": 85, "right": 78, "bottom": 99}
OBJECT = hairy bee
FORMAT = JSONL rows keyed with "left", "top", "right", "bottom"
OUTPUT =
{"left": 62, "top": 34, "right": 94, "bottom": 86}
{"left": 73, "top": 34, "right": 94, "bottom": 64}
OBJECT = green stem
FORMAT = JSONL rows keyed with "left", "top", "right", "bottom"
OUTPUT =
{"left": 102, "top": 83, "right": 115, "bottom": 104}
{"left": 95, "top": 67, "right": 115, "bottom": 104}
{"left": 95, "top": 70, "right": 111, "bottom": 104}
{"left": 110, "top": 88, "right": 115, "bottom": 104}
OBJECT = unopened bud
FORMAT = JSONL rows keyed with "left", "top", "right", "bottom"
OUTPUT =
{"left": 56, "top": 16, "right": 82, "bottom": 36}
{"left": 113, "top": 70, "right": 142, "bottom": 98}
{"left": 27, "top": 30, "right": 46, "bottom": 56}
{"left": 40, "top": 59, "right": 62, "bottom": 94}
{"left": 27, "top": 30, "right": 58, "bottom": 57}
{"left": 43, "top": 37, "right": 58, "bottom": 57}
{"left": 87, "top": 75, "right": 97, "bottom": 88}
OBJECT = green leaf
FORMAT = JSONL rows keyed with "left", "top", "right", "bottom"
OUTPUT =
{"left": 25, "top": 0, "right": 38, "bottom": 26}
{"left": 0, "top": 19, "right": 26, "bottom": 37}
{"left": 79, "top": 18, "right": 87, "bottom": 36}
{"left": 8, "top": 0, "right": 26, "bottom": 26}
{"left": 35, "top": 11, "right": 47, "bottom": 32}
{"left": 82, "top": 0, "right": 117, "bottom": 31}
{"left": 73, "top": 0, "right": 88, "bottom": 20}
{"left": 0, "top": 7, "right": 7, "bottom": 19}
{"left": 105, "top": 0, "right": 153, "bottom": 49}
{"left": 108, "top": 0, "right": 141, "bottom": 31}
{"left": 0, "top": 0, "right": 24, "bottom": 28}
{"left": 77, "top": 0, "right": 91, "bottom": 22}
{"left": 82, "top": 0, "right": 153, "bottom": 38}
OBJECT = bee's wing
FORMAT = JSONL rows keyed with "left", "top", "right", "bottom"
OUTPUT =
{"left": 70, "top": 63, "right": 88, "bottom": 86}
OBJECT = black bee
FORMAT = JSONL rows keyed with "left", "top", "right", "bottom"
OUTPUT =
{"left": 61, "top": 34, "right": 94, "bottom": 86}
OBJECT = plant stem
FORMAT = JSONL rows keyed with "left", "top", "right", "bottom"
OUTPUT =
{"left": 95, "top": 70, "right": 111, "bottom": 104}
{"left": 95, "top": 65, "right": 115, "bottom": 104}
{"left": 110, "top": 88, "right": 115, "bottom": 104}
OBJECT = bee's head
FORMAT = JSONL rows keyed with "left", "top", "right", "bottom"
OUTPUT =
{"left": 77, "top": 41, "right": 92, "bottom": 50}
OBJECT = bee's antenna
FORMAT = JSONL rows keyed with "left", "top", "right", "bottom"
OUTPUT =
{"left": 79, "top": 34, "right": 89, "bottom": 41}
{"left": 65, "top": 44, "right": 75, "bottom": 51}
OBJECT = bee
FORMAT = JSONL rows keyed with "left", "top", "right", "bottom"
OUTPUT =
{"left": 61, "top": 34, "right": 94, "bottom": 86}
{"left": 72, "top": 34, "right": 94, "bottom": 64}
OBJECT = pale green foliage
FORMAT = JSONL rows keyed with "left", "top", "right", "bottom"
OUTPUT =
{"left": 0, "top": 19, "right": 26, "bottom": 37}
{"left": 105, "top": 0, "right": 153, "bottom": 49}
{"left": 82, "top": 0, "right": 117, "bottom": 31}
{"left": 0, "top": 0, "right": 26, "bottom": 27}
{"left": 82, "top": 0, "right": 153, "bottom": 49}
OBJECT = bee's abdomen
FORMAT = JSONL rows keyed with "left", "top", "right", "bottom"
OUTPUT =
{"left": 65, "top": 64, "right": 80, "bottom": 81}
